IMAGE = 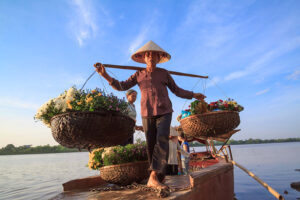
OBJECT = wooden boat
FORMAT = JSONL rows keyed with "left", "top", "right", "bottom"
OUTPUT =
{"left": 54, "top": 65, "right": 284, "bottom": 199}
{"left": 58, "top": 151, "right": 234, "bottom": 200}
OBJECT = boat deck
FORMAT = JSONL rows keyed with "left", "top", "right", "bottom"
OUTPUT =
{"left": 54, "top": 158, "right": 234, "bottom": 200}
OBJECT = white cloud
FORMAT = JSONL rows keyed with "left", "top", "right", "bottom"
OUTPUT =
{"left": 255, "top": 88, "right": 270, "bottom": 96}
{"left": 225, "top": 36, "right": 300, "bottom": 81}
{"left": 176, "top": 1, "right": 252, "bottom": 49}
{"left": 68, "top": 0, "right": 113, "bottom": 46}
{"left": 202, "top": 26, "right": 237, "bottom": 48}
{"left": 0, "top": 98, "right": 39, "bottom": 110}
{"left": 128, "top": 11, "right": 160, "bottom": 55}
{"left": 69, "top": 0, "right": 98, "bottom": 46}
{"left": 287, "top": 69, "right": 300, "bottom": 80}
{"left": 207, "top": 76, "right": 221, "bottom": 88}
{"left": 128, "top": 26, "right": 150, "bottom": 54}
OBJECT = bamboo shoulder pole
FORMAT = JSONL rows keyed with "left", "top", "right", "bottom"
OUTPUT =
{"left": 103, "top": 64, "right": 209, "bottom": 79}
{"left": 218, "top": 155, "right": 284, "bottom": 200}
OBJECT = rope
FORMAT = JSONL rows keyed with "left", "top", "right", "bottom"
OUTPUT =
{"left": 80, "top": 65, "right": 127, "bottom": 95}
{"left": 98, "top": 75, "right": 108, "bottom": 94}
{"left": 181, "top": 78, "right": 204, "bottom": 110}
{"left": 208, "top": 77, "right": 229, "bottom": 100}
{"left": 80, "top": 70, "right": 110, "bottom": 95}
{"left": 105, "top": 68, "right": 127, "bottom": 97}
{"left": 80, "top": 71, "right": 96, "bottom": 91}
{"left": 202, "top": 78, "right": 207, "bottom": 95}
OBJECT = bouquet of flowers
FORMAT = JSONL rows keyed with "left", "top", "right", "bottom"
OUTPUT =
{"left": 207, "top": 99, "right": 244, "bottom": 112}
{"left": 179, "top": 98, "right": 243, "bottom": 120}
{"left": 88, "top": 142, "right": 147, "bottom": 170}
{"left": 34, "top": 87, "right": 129, "bottom": 127}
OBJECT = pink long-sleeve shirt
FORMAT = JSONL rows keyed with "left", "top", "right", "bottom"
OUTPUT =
{"left": 109, "top": 67, "right": 193, "bottom": 117}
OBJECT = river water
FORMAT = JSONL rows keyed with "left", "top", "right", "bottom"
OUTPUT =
{"left": 0, "top": 142, "right": 299, "bottom": 200}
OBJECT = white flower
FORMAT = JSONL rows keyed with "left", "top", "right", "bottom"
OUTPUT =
{"left": 54, "top": 98, "right": 67, "bottom": 111}
{"left": 35, "top": 99, "right": 52, "bottom": 119}
{"left": 58, "top": 91, "right": 67, "bottom": 99}
{"left": 102, "top": 147, "right": 115, "bottom": 159}
{"left": 42, "top": 119, "right": 50, "bottom": 127}
{"left": 66, "top": 87, "right": 77, "bottom": 101}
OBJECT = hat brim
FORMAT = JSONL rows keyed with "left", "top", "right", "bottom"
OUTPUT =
{"left": 131, "top": 50, "right": 171, "bottom": 64}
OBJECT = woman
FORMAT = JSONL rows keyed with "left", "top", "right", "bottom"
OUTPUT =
{"left": 123, "top": 89, "right": 138, "bottom": 145}
{"left": 94, "top": 41, "right": 205, "bottom": 189}
{"left": 126, "top": 89, "right": 137, "bottom": 121}
{"left": 178, "top": 132, "right": 190, "bottom": 175}
{"left": 167, "top": 127, "right": 179, "bottom": 175}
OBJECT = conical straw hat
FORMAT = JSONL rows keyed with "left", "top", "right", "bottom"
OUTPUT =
{"left": 131, "top": 40, "right": 171, "bottom": 64}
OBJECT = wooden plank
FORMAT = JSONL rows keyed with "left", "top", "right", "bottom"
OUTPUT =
{"left": 103, "top": 64, "right": 209, "bottom": 79}
{"left": 189, "top": 161, "right": 233, "bottom": 187}
{"left": 62, "top": 175, "right": 107, "bottom": 191}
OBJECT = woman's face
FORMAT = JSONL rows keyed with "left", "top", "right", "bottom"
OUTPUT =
{"left": 127, "top": 92, "right": 137, "bottom": 104}
{"left": 144, "top": 51, "right": 160, "bottom": 67}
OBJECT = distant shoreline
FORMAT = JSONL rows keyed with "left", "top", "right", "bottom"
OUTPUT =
{"left": 1, "top": 138, "right": 299, "bottom": 155}
{"left": 0, "top": 144, "right": 86, "bottom": 156}
{"left": 189, "top": 138, "right": 300, "bottom": 147}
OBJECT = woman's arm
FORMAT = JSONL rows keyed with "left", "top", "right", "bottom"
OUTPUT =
{"left": 94, "top": 63, "right": 137, "bottom": 91}
{"left": 94, "top": 63, "right": 113, "bottom": 83}
{"left": 166, "top": 71, "right": 206, "bottom": 100}
{"left": 177, "top": 143, "right": 190, "bottom": 157}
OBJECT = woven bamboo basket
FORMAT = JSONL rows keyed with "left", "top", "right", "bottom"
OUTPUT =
{"left": 99, "top": 161, "right": 149, "bottom": 185}
{"left": 50, "top": 110, "right": 135, "bottom": 150}
{"left": 180, "top": 111, "right": 240, "bottom": 138}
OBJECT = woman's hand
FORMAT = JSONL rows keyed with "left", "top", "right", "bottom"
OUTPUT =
{"left": 94, "top": 62, "right": 107, "bottom": 76}
{"left": 193, "top": 93, "right": 206, "bottom": 100}
{"left": 93, "top": 62, "right": 113, "bottom": 82}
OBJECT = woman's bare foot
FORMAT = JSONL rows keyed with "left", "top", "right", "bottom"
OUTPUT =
{"left": 147, "top": 171, "right": 168, "bottom": 189}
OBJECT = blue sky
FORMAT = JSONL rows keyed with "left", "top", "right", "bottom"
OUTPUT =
{"left": 0, "top": 0, "right": 299, "bottom": 147}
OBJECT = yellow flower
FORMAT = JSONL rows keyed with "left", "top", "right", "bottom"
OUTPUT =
{"left": 67, "top": 103, "right": 72, "bottom": 109}
{"left": 91, "top": 90, "right": 97, "bottom": 94}
{"left": 86, "top": 97, "right": 93, "bottom": 103}
{"left": 66, "top": 99, "right": 72, "bottom": 104}
{"left": 97, "top": 93, "right": 102, "bottom": 96}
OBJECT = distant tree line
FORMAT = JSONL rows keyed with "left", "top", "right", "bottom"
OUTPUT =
{"left": 0, "top": 144, "right": 85, "bottom": 155}
{"left": 189, "top": 137, "right": 300, "bottom": 147}
{"left": 1, "top": 137, "right": 299, "bottom": 155}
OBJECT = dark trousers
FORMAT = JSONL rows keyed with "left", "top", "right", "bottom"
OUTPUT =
{"left": 166, "top": 164, "right": 178, "bottom": 175}
{"left": 142, "top": 113, "right": 172, "bottom": 175}
{"left": 122, "top": 136, "right": 133, "bottom": 146}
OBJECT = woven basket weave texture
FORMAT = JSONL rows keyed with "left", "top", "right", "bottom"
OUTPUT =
{"left": 50, "top": 110, "right": 135, "bottom": 150}
{"left": 180, "top": 111, "right": 240, "bottom": 138}
{"left": 99, "top": 161, "right": 149, "bottom": 185}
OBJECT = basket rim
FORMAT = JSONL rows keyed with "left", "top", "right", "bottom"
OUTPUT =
{"left": 50, "top": 110, "right": 134, "bottom": 123}
{"left": 180, "top": 110, "right": 239, "bottom": 122}
{"left": 99, "top": 160, "right": 148, "bottom": 170}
